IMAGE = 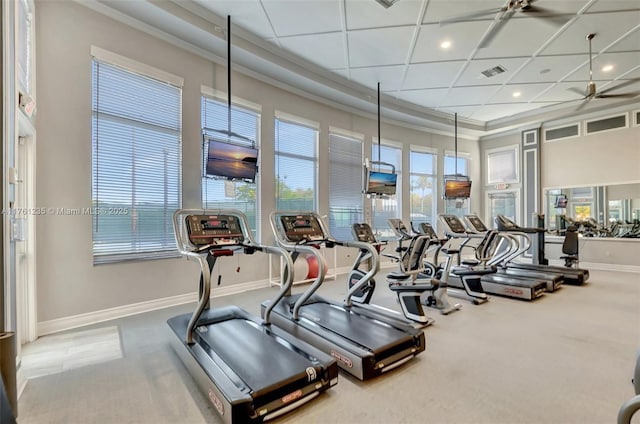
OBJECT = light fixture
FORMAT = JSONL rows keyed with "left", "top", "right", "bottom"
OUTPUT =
{"left": 602, "top": 64, "right": 614, "bottom": 72}
{"left": 512, "top": 91, "right": 521, "bottom": 98}
{"left": 440, "top": 40, "right": 452, "bottom": 49}
{"left": 374, "top": 0, "right": 400, "bottom": 8}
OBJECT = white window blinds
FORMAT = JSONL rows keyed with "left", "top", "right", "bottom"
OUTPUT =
{"left": 487, "top": 147, "right": 518, "bottom": 184}
{"left": 275, "top": 118, "right": 317, "bottom": 210}
{"left": 91, "top": 60, "right": 182, "bottom": 263}
{"left": 329, "top": 133, "right": 363, "bottom": 240}
{"left": 17, "top": 0, "right": 33, "bottom": 93}
{"left": 371, "top": 143, "right": 401, "bottom": 239}
{"left": 202, "top": 97, "right": 260, "bottom": 238}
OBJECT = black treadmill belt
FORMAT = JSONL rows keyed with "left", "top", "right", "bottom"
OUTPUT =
{"left": 300, "top": 302, "right": 412, "bottom": 353}
{"left": 197, "top": 319, "right": 311, "bottom": 394}
{"left": 480, "top": 274, "right": 541, "bottom": 288}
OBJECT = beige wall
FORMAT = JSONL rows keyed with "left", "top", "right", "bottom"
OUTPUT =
{"left": 35, "top": 1, "right": 479, "bottom": 322}
{"left": 541, "top": 122, "right": 640, "bottom": 190}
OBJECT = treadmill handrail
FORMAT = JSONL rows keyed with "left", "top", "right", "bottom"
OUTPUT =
{"left": 172, "top": 209, "right": 294, "bottom": 342}
{"left": 269, "top": 211, "right": 328, "bottom": 320}
{"left": 499, "top": 231, "right": 532, "bottom": 264}
{"left": 332, "top": 238, "right": 380, "bottom": 307}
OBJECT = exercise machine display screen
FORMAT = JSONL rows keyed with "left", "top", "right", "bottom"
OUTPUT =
{"left": 352, "top": 223, "right": 377, "bottom": 244}
{"left": 185, "top": 214, "right": 244, "bottom": 246}
{"left": 279, "top": 215, "right": 325, "bottom": 242}
{"left": 466, "top": 215, "right": 488, "bottom": 232}
{"left": 419, "top": 223, "right": 438, "bottom": 239}
{"left": 442, "top": 215, "right": 467, "bottom": 234}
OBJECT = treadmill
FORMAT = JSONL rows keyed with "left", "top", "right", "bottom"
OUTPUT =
{"left": 462, "top": 214, "right": 564, "bottom": 292}
{"left": 495, "top": 214, "right": 589, "bottom": 285}
{"left": 261, "top": 211, "right": 425, "bottom": 381}
{"left": 439, "top": 214, "right": 547, "bottom": 301}
{"left": 167, "top": 209, "right": 338, "bottom": 423}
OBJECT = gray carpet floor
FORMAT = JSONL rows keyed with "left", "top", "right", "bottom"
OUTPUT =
{"left": 17, "top": 269, "right": 640, "bottom": 424}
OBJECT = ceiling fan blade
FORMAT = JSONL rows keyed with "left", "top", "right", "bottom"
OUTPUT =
{"left": 575, "top": 97, "right": 592, "bottom": 111}
{"left": 440, "top": 7, "right": 504, "bottom": 25}
{"left": 567, "top": 87, "right": 586, "bottom": 96}
{"left": 597, "top": 78, "right": 640, "bottom": 95}
{"left": 524, "top": 8, "right": 572, "bottom": 26}
{"left": 596, "top": 93, "right": 640, "bottom": 99}
{"left": 478, "top": 10, "right": 514, "bottom": 49}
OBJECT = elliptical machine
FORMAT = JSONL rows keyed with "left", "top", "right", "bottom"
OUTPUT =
{"left": 386, "top": 219, "right": 462, "bottom": 315}
{"left": 351, "top": 223, "right": 435, "bottom": 325}
{"left": 415, "top": 220, "right": 493, "bottom": 305}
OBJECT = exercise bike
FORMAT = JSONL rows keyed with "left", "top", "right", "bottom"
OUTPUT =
{"left": 385, "top": 219, "right": 462, "bottom": 315}
{"left": 351, "top": 223, "right": 436, "bottom": 325}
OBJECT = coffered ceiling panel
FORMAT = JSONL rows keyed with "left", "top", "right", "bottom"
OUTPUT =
{"left": 348, "top": 26, "right": 415, "bottom": 67}
{"left": 261, "top": 0, "right": 342, "bottom": 37}
{"left": 412, "top": 21, "right": 491, "bottom": 63}
{"left": 403, "top": 61, "right": 466, "bottom": 90}
{"left": 91, "top": 0, "right": 640, "bottom": 125}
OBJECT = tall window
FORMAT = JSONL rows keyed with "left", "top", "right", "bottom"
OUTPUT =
{"left": 410, "top": 149, "right": 436, "bottom": 226}
{"left": 275, "top": 117, "right": 318, "bottom": 210}
{"left": 202, "top": 97, "right": 260, "bottom": 237}
{"left": 487, "top": 145, "right": 519, "bottom": 184}
{"left": 444, "top": 153, "right": 470, "bottom": 217}
{"left": 372, "top": 142, "right": 402, "bottom": 239}
{"left": 17, "top": 0, "right": 33, "bottom": 93}
{"left": 329, "top": 133, "right": 363, "bottom": 240}
{"left": 92, "top": 59, "right": 182, "bottom": 263}
{"left": 487, "top": 192, "right": 517, "bottom": 228}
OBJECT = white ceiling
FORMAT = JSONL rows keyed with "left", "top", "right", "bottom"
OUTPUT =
{"left": 87, "top": 0, "right": 640, "bottom": 133}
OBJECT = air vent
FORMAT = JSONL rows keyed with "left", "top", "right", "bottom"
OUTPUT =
{"left": 481, "top": 65, "right": 507, "bottom": 78}
{"left": 635, "top": 110, "right": 640, "bottom": 126}
{"left": 585, "top": 114, "right": 627, "bottom": 134}
{"left": 374, "top": 0, "right": 400, "bottom": 8}
{"left": 545, "top": 124, "right": 579, "bottom": 142}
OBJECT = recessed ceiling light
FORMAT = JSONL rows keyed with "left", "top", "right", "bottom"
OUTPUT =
{"left": 512, "top": 91, "right": 521, "bottom": 98}
{"left": 602, "top": 64, "right": 614, "bottom": 72}
{"left": 440, "top": 40, "right": 452, "bottom": 49}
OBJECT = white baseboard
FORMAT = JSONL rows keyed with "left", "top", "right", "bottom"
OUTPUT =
{"left": 37, "top": 279, "right": 271, "bottom": 336}
{"left": 16, "top": 364, "right": 27, "bottom": 399}
{"left": 548, "top": 259, "right": 640, "bottom": 273}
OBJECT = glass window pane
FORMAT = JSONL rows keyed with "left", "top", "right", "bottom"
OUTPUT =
{"left": 201, "top": 97, "right": 260, "bottom": 238}
{"left": 92, "top": 61, "right": 182, "bottom": 263}
{"left": 329, "top": 134, "right": 362, "bottom": 240}
{"left": 275, "top": 118, "right": 317, "bottom": 211}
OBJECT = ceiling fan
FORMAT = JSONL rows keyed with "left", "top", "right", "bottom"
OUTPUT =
{"left": 569, "top": 33, "right": 640, "bottom": 111}
{"left": 440, "top": 0, "right": 570, "bottom": 48}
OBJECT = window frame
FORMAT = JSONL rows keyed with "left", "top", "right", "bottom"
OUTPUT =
{"left": 201, "top": 92, "right": 262, "bottom": 240}
{"left": 328, "top": 130, "right": 364, "bottom": 240}
{"left": 274, "top": 114, "right": 319, "bottom": 211}
{"left": 486, "top": 144, "right": 520, "bottom": 185}
{"left": 409, "top": 146, "right": 437, "bottom": 226}
{"left": 91, "top": 48, "right": 183, "bottom": 264}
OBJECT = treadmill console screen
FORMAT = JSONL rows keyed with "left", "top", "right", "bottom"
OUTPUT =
{"left": 279, "top": 215, "right": 325, "bottom": 242}
{"left": 419, "top": 222, "right": 438, "bottom": 239}
{"left": 352, "top": 223, "right": 377, "bottom": 244}
{"left": 466, "top": 215, "right": 488, "bottom": 232}
{"left": 388, "top": 218, "right": 410, "bottom": 237}
{"left": 185, "top": 214, "right": 244, "bottom": 246}
{"left": 442, "top": 215, "right": 466, "bottom": 234}
{"left": 495, "top": 214, "right": 518, "bottom": 230}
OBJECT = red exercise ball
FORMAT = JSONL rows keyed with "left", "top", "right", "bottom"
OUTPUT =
{"left": 306, "top": 255, "right": 319, "bottom": 279}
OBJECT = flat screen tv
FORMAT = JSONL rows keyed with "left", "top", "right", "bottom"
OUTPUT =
{"left": 365, "top": 170, "right": 397, "bottom": 196}
{"left": 204, "top": 137, "right": 258, "bottom": 183}
{"left": 554, "top": 194, "right": 568, "bottom": 208}
{"left": 444, "top": 179, "right": 472, "bottom": 199}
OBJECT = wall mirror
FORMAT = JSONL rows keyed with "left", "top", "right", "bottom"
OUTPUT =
{"left": 544, "top": 182, "right": 640, "bottom": 238}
